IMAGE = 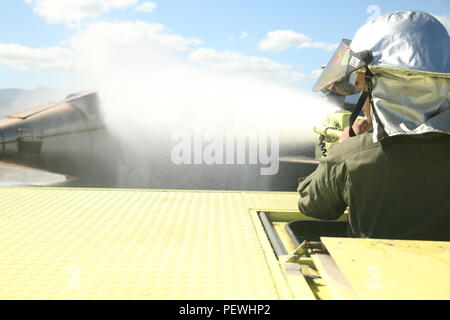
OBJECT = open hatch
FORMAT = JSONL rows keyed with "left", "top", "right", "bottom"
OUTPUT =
{"left": 251, "top": 210, "right": 450, "bottom": 300}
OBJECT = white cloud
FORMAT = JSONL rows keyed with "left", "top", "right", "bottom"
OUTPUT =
{"left": 71, "top": 21, "right": 201, "bottom": 52}
{"left": 259, "top": 30, "right": 337, "bottom": 52}
{"left": 109, "top": 0, "right": 139, "bottom": 7}
{"left": 434, "top": 14, "right": 450, "bottom": 34}
{"left": 0, "top": 43, "right": 74, "bottom": 71}
{"left": 188, "top": 48, "right": 307, "bottom": 84}
{"left": 69, "top": 21, "right": 202, "bottom": 76}
{"left": 228, "top": 32, "right": 249, "bottom": 42}
{"left": 0, "top": 20, "right": 201, "bottom": 72}
{"left": 26, "top": 0, "right": 139, "bottom": 25}
{"left": 135, "top": 1, "right": 156, "bottom": 13}
{"left": 259, "top": 30, "right": 308, "bottom": 51}
{"left": 0, "top": 19, "right": 322, "bottom": 88}
{"left": 240, "top": 32, "right": 249, "bottom": 40}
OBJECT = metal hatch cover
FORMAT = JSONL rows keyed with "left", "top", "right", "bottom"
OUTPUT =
{"left": 320, "top": 237, "right": 450, "bottom": 300}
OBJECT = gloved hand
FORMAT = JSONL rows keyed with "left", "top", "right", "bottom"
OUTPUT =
{"left": 338, "top": 119, "right": 371, "bottom": 143}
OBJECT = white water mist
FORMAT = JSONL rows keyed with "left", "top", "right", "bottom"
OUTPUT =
{"left": 70, "top": 22, "right": 338, "bottom": 190}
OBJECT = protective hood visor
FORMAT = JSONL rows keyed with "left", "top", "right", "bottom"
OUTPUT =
{"left": 313, "top": 39, "right": 372, "bottom": 95}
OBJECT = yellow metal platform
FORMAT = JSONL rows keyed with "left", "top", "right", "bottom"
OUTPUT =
{"left": 1, "top": 187, "right": 449, "bottom": 300}
{"left": 0, "top": 187, "right": 299, "bottom": 299}
{"left": 320, "top": 237, "right": 450, "bottom": 300}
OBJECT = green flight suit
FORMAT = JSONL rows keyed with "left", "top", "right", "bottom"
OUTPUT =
{"left": 297, "top": 132, "right": 450, "bottom": 241}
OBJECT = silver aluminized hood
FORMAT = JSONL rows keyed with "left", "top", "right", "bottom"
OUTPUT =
{"left": 350, "top": 10, "right": 450, "bottom": 142}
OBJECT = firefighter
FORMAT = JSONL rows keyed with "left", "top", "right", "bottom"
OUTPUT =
{"left": 298, "top": 10, "right": 450, "bottom": 241}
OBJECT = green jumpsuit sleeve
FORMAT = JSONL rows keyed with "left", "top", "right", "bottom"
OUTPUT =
{"left": 297, "top": 154, "right": 348, "bottom": 220}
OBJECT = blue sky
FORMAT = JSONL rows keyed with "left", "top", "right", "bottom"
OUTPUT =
{"left": 0, "top": 0, "right": 449, "bottom": 91}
